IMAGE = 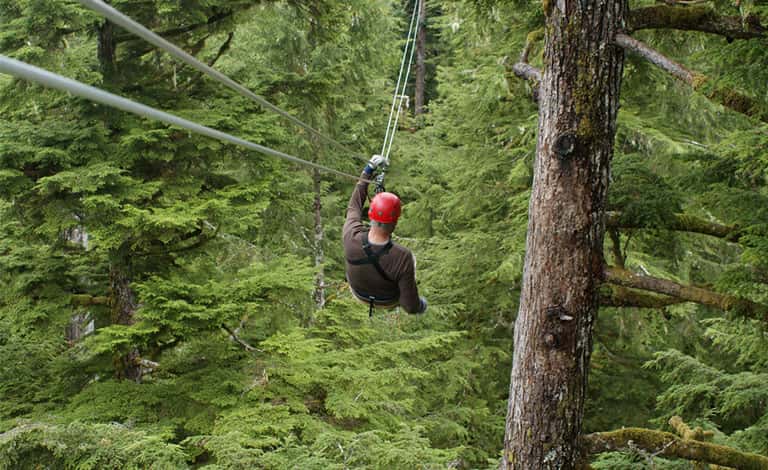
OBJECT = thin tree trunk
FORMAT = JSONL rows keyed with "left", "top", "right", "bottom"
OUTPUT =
{"left": 414, "top": 0, "right": 427, "bottom": 116}
{"left": 97, "top": 3, "right": 116, "bottom": 79}
{"left": 503, "top": 0, "right": 626, "bottom": 467}
{"left": 110, "top": 257, "right": 141, "bottom": 381}
{"left": 313, "top": 168, "right": 325, "bottom": 310}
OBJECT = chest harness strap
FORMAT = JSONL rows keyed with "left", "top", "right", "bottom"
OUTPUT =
{"left": 347, "top": 232, "right": 395, "bottom": 317}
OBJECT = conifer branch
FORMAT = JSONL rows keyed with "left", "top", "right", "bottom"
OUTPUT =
{"left": 615, "top": 33, "right": 768, "bottom": 123}
{"left": 581, "top": 427, "right": 768, "bottom": 469}
{"left": 606, "top": 211, "right": 746, "bottom": 243}
{"left": 627, "top": 5, "right": 766, "bottom": 39}
{"left": 604, "top": 266, "right": 768, "bottom": 320}
{"left": 114, "top": 11, "right": 235, "bottom": 45}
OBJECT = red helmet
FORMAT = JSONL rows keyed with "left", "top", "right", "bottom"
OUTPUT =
{"left": 368, "top": 192, "right": 401, "bottom": 224}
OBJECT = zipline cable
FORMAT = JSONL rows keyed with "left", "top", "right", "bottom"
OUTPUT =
{"left": 0, "top": 55, "right": 369, "bottom": 183}
{"left": 380, "top": 0, "right": 420, "bottom": 159}
{"left": 77, "top": 0, "right": 366, "bottom": 162}
{"left": 383, "top": 0, "right": 420, "bottom": 163}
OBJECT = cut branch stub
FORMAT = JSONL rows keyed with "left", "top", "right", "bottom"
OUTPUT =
{"left": 554, "top": 132, "right": 577, "bottom": 160}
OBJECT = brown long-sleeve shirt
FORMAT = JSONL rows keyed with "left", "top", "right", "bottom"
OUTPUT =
{"left": 343, "top": 173, "right": 422, "bottom": 313}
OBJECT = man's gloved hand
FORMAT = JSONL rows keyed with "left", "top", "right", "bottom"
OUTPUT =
{"left": 418, "top": 296, "right": 428, "bottom": 314}
{"left": 364, "top": 154, "right": 386, "bottom": 176}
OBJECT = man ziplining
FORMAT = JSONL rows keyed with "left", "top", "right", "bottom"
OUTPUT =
{"left": 344, "top": 155, "right": 427, "bottom": 316}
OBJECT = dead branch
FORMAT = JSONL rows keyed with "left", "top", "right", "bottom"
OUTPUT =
{"left": 669, "top": 416, "right": 715, "bottom": 441}
{"left": 627, "top": 5, "right": 766, "bottom": 40}
{"left": 599, "top": 284, "right": 685, "bottom": 309}
{"left": 615, "top": 33, "right": 694, "bottom": 82}
{"left": 221, "top": 323, "right": 262, "bottom": 353}
{"left": 520, "top": 28, "right": 544, "bottom": 63}
{"left": 604, "top": 266, "right": 768, "bottom": 321}
{"left": 606, "top": 211, "right": 746, "bottom": 243}
{"left": 581, "top": 427, "right": 768, "bottom": 469}
{"left": 615, "top": 33, "right": 768, "bottom": 123}
{"left": 70, "top": 294, "right": 110, "bottom": 307}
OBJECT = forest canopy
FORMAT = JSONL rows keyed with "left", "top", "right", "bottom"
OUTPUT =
{"left": 1, "top": 0, "right": 767, "bottom": 468}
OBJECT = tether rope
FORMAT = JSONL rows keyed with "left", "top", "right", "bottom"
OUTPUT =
{"left": 380, "top": 0, "right": 420, "bottom": 160}
{"left": 381, "top": 0, "right": 422, "bottom": 163}
{"left": 0, "top": 55, "right": 369, "bottom": 183}
{"left": 78, "top": 0, "right": 366, "bottom": 163}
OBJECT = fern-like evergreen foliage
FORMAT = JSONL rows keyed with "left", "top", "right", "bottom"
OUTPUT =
{"left": 1, "top": 0, "right": 767, "bottom": 468}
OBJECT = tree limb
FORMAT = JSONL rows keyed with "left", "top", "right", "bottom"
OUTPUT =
{"left": 604, "top": 266, "right": 768, "bottom": 320}
{"left": 221, "top": 324, "right": 262, "bottom": 353}
{"left": 615, "top": 33, "right": 768, "bottom": 123}
{"left": 70, "top": 294, "right": 110, "bottom": 307}
{"left": 600, "top": 285, "right": 685, "bottom": 309}
{"left": 615, "top": 33, "right": 694, "bottom": 82}
{"left": 669, "top": 416, "right": 714, "bottom": 441}
{"left": 581, "top": 427, "right": 768, "bottom": 469}
{"left": 627, "top": 5, "right": 766, "bottom": 39}
{"left": 606, "top": 211, "right": 746, "bottom": 243}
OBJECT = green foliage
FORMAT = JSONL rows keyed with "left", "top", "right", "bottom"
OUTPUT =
{"left": 0, "top": 422, "right": 187, "bottom": 469}
{"left": 2, "top": 0, "right": 768, "bottom": 467}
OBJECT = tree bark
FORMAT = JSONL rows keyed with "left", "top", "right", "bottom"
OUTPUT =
{"left": 502, "top": 0, "right": 626, "bottom": 467}
{"left": 414, "top": 0, "right": 427, "bottom": 115}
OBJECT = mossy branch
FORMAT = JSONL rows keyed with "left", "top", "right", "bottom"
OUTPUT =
{"left": 604, "top": 266, "right": 768, "bottom": 321}
{"left": 606, "top": 211, "right": 746, "bottom": 243}
{"left": 581, "top": 427, "right": 768, "bottom": 469}
{"left": 627, "top": 5, "right": 766, "bottom": 39}
{"left": 669, "top": 416, "right": 714, "bottom": 442}
{"left": 599, "top": 284, "right": 685, "bottom": 309}
{"left": 70, "top": 294, "right": 109, "bottom": 307}
{"left": 615, "top": 33, "right": 768, "bottom": 123}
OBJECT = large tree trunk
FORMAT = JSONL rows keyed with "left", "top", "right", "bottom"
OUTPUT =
{"left": 502, "top": 0, "right": 626, "bottom": 467}
{"left": 414, "top": 0, "right": 427, "bottom": 116}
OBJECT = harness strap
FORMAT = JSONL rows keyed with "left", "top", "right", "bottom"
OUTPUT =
{"left": 346, "top": 232, "right": 394, "bottom": 283}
